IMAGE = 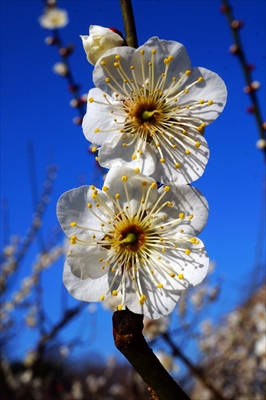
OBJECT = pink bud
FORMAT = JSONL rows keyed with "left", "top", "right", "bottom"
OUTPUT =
{"left": 59, "top": 45, "right": 74, "bottom": 57}
{"left": 231, "top": 20, "right": 244, "bottom": 29}
{"left": 229, "top": 44, "right": 239, "bottom": 54}
{"left": 68, "top": 84, "right": 80, "bottom": 93}
{"left": 219, "top": 5, "right": 230, "bottom": 13}
{"left": 45, "top": 36, "right": 58, "bottom": 45}
{"left": 73, "top": 116, "right": 83, "bottom": 125}
{"left": 246, "top": 63, "right": 255, "bottom": 71}
{"left": 246, "top": 106, "right": 255, "bottom": 114}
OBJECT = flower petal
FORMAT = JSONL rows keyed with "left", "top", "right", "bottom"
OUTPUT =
{"left": 103, "top": 166, "right": 158, "bottom": 215}
{"left": 63, "top": 261, "right": 111, "bottom": 301}
{"left": 99, "top": 134, "right": 156, "bottom": 176}
{"left": 66, "top": 243, "right": 109, "bottom": 279}
{"left": 151, "top": 134, "right": 210, "bottom": 184}
{"left": 125, "top": 272, "right": 181, "bottom": 319}
{"left": 83, "top": 88, "right": 124, "bottom": 145}
{"left": 132, "top": 37, "right": 192, "bottom": 89}
{"left": 157, "top": 183, "right": 209, "bottom": 235}
{"left": 56, "top": 185, "right": 113, "bottom": 239}
{"left": 93, "top": 46, "right": 136, "bottom": 96}
{"left": 180, "top": 67, "right": 227, "bottom": 123}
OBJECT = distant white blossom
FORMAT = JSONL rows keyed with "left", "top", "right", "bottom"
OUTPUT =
{"left": 38, "top": 7, "right": 68, "bottom": 30}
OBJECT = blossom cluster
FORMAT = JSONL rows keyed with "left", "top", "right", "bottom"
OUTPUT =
{"left": 191, "top": 285, "right": 266, "bottom": 399}
{"left": 57, "top": 26, "right": 227, "bottom": 318}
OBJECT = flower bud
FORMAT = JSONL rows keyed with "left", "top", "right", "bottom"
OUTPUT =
{"left": 53, "top": 62, "right": 68, "bottom": 76}
{"left": 256, "top": 139, "right": 266, "bottom": 149}
{"left": 80, "top": 25, "right": 125, "bottom": 65}
{"left": 229, "top": 44, "right": 239, "bottom": 55}
{"left": 231, "top": 20, "right": 244, "bottom": 30}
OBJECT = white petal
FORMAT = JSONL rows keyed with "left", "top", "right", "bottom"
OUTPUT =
{"left": 56, "top": 185, "right": 112, "bottom": 238}
{"left": 157, "top": 184, "right": 209, "bottom": 235}
{"left": 151, "top": 134, "right": 210, "bottom": 184}
{"left": 103, "top": 167, "right": 158, "bottom": 215}
{"left": 154, "top": 238, "right": 209, "bottom": 290}
{"left": 93, "top": 46, "right": 136, "bottom": 96}
{"left": 125, "top": 272, "right": 181, "bottom": 319}
{"left": 63, "top": 261, "right": 110, "bottom": 302}
{"left": 66, "top": 244, "right": 109, "bottom": 279}
{"left": 82, "top": 88, "right": 124, "bottom": 145}
{"left": 181, "top": 67, "right": 227, "bottom": 123}
{"left": 132, "top": 37, "right": 191, "bottom": 89}
{"left": 98, "top": 134, "right": 156, "bottom": 176}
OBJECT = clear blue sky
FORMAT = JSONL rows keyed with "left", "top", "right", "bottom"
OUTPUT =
{"left": 1, "top": 0, "right": 265, "bottom": 362}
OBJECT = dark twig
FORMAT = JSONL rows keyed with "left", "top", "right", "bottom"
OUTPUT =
{"left": 113, "top": 309, "right": 191, "bottom": 400}
{"left": 119, "top": 0, "right": 138, "bottom": 48}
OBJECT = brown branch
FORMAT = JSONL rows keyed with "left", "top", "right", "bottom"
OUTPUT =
{"left": 119, "top": 0, "right": 138, "bottom": 48}
{"left": 113, "top": 308, "right": 191, "bottom": 400}
{"left": 28, "top": 302, "right": 86, "bottom": 380}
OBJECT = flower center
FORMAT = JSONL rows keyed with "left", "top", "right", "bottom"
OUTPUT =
{"left": 141, "top": 109, "right": 160, "bottom": 122}
{"left": 119, "top": 224, "right": 145, "bottom": 252}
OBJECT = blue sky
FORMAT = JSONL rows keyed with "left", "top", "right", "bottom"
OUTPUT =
{"left": 1, "top": 0, "right": 265, "bottom": 362}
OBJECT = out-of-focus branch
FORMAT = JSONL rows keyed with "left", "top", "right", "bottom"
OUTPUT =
{"left": 220, "top": 0, "right": 266, "bottom": 157}
{"left": 31, "top": 303, "right": 85, "bottom": 373}
{"left": 113, "top": 308, "right": 191, "bottom": 400}
{"left": 0, "top": 165, "right": 58, "bottom": 294}
{"left": 119, "top": 0, "right": 138, "bottom": 48}
{"left": 39, "top": 0, "right": 86, "bottom": 125}
{"left": 162, "top": 332, "right": 227, "bottom": 400}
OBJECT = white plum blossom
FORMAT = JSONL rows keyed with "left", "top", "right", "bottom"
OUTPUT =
{"left": 57, "top": 167, "right": 209, "bottom": 319}
{"left": 80, "top": 25, "right": 125, "bottom": 65}
{"left": 83, "top": 37, "right": 227, "bottom": 184}
{"left": 38, "top": 7, "right": 68, "bottom": 30}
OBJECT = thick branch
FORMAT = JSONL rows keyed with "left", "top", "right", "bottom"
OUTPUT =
{"left": 119, "top": 0, "right": 138, "bottom": 48}
{"left": 113, "top": 309, "right": 190, "bottom": 400}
